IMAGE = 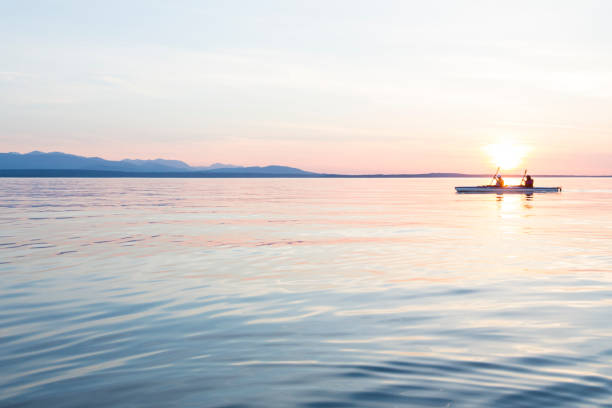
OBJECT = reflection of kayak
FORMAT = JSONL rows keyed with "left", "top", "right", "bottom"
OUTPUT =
{"left": 455, "top": 186, "right": 562, "bottom": 194}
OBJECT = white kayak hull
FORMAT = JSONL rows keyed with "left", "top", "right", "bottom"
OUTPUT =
{"left": 455, "top": 186, "right": 561, "bottom": 194}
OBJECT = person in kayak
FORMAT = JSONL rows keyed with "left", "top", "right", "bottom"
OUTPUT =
{"left": 523, "top": 175, "right": 534, "bottom": 188}
{"left": 495, "top": 175, "right": 505, "bottom": 187}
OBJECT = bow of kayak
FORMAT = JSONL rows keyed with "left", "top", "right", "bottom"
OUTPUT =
{"left": 455, "top": 186, "right": 561, "bottom": 194}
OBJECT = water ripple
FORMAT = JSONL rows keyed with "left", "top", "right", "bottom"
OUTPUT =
{"left": 1, "top": 178, "right": 612, "bottom": 407}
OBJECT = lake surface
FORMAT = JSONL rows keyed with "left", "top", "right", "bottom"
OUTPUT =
{"left": 1, "top": 177, "right": 611, "bottom": 407}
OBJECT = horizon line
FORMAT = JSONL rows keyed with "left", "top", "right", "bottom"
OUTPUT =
{"left": 2, "top": 151, "right": 612, "bottom": 177}
{"left": 1, "top": 169, "right": 611, "bottom": 178}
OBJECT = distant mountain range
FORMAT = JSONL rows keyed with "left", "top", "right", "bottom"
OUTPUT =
{"left": 1, "top": 151, "right": 609, "bottom": 178}
{"left": 0, "top": 151, "right": 313, "bottom": 176}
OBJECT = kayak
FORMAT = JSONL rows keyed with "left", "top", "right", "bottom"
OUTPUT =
{"left": 455, "top": 186, "right": 561, "bottom": 194}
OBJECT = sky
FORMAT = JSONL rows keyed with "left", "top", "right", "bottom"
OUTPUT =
{"left": 1, "top": 0, "right": 611, "bottom": 174}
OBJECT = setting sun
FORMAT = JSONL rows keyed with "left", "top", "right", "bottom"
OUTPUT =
{"left": 483, "top": 142, "right": 530, "bottom": 170}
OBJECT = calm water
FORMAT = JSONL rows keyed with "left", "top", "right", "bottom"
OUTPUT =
{"left": 1, "top": 177, "right": 612, "bottom": 407}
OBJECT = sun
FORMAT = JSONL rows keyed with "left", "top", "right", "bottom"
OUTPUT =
{"left": 483, "top": 142, "right": 530, "bottom": 170}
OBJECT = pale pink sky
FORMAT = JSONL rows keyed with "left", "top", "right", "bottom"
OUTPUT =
{"left": 2, "top": 1, "right": 611, "bottom": 174}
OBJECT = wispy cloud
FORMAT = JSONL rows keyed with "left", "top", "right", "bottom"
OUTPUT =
{"left": 493, "top": 121, "right": 612, "bottom": 135}
{"left": 0, "top": 71, "right": 34, "bottom": 81}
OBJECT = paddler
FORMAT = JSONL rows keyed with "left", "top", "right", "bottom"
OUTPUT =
{"left": 495, "top": 175, "right": 505, "bottom": 187}
{"left": 523, "top": 175, "right": 534, "bottom": 188}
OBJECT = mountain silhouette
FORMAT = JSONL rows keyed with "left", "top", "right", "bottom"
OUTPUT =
{"left": 0, "top": 151, "right": 194, "bottom": 172}
{"left": 0, "top": 151, "right": 313, "bottom": 175}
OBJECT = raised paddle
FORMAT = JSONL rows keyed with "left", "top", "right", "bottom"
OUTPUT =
{"left": 488, "top": 167, "right": 500, "bottom": 186}
{"left": 520, "top": 169, "right": 527, "bottom": 186}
